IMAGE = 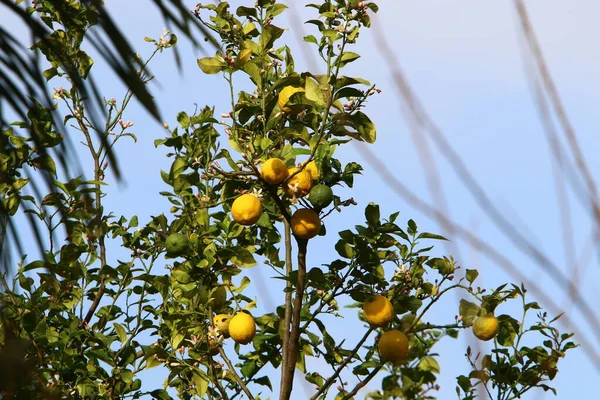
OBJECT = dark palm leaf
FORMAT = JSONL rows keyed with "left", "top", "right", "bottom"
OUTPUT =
{"left": 0, "top": 0, "right": 216, "bottom": 271}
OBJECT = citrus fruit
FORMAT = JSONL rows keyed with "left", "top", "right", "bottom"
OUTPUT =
{"left": 285, "top": 167, "right": 313, "bottom": 198}
{"left": 199, "top": 285, "right": 227, "bottom": 311}
{"left": 278, "top": 86, "right": 305, "bottom": 114}
{"left": 214, "top": 314, "right": 231, "bottom": 338}
{"left": 211, "top": 285, "right": 227, "bottom": 311}
{"left": 363, "top": 294, "right": 394, "bottom": 327}
{"left": 165, "top": 233, "right": 189, "bottom": 256}
{"left": 229, "top": 312, "right": 256, "bottom": 345}
{"left": 291, "top": 208, "right": 321, "bottom": 239}
{"left": 304, "top": 160, "right": 320, "bottom": 181}
{"left": 261, "top": 158, "right": 289, "bottom": 185}
{"left": 308, "top": 184, "right": 333, "bottom": 209}
{"left": 231, "top": 193, "right": 263, "bottom": 225}
{"left": 472, "top": 316, "right": 500, "bottom": 341}
{"left": 378, "top": 330, "right": 409, "bottom": 364}
{"left": 208, "top": 338, "right": 220, "bottom": 356}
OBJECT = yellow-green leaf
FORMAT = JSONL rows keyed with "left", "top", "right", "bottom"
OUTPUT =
{"left": 197, "top": 56, "right": 226, "bottom": 74}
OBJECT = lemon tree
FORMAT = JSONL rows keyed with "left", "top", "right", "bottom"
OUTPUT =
{"left": 0, "top": 0, "right": 576, "bottom": 399}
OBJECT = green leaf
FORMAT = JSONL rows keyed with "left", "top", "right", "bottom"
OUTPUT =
{"left": 304, "top": 77, "right": 326, "bottom": 107}
{"left": 335, "top": 239, "right": 354, "bottom": 259}
{"left": 465, "top": 269, "right": 479, "bottom": 284}
{"left": 331, "top": 111, "right": 376, "bottom": 143}
{"left": 197, "top": 56, "right": 226, "bottom": 74}
{"left": 497, "top": 314, "right": 520, "bottom": 347}
{"left": 459, "top": 299, "right": 480, "bottom": 325}
{"left": 337, "top": 51, "right": 360, "bottom": 68}
{"left": 236, "top": 48, "right": 253, "bottom": 67}
{"left": 259, "top": 25, "right": 284, "bottom": 50}
{"left": 426, "top": 257, "right": 454, "bottom": 275}
{"left": 457, "top": 375, "right": 472, "bottom": 393}
{"left": 237, "top": 6, "right": 257, "bottom": 18}
{"left": 365, "top": 202, "right": 380, "bottom": 227}
{"left": 418, "top": 356, "right": 440, "bottom": 373}
{"left": 230, "top": 247, "right": 257, "bottom": 268}
{"left": 114, "top": 322, "right": 127, "bottom": 343}
{"left": 407, "top": 219, "right": 417, "bottom": 236}
{"left": 192, "top": 370, "right": 209, "bottom": 396}
{"left": 150, "top": 389, "right": 172, "bottom": 400}
{"left": 169, "top": 157, "right": 187, "bottom": 180}
{"left": 254, "top": 376, "right": 272, "bottom": 390}
{"left": 417, "top": 232, "right": 448, "bottom": 241}
{"left": 267, "top": 3, "right": 288, "bottom": 17}
{"left": 394, "top": 296, "right": 422, "bottom": 313}
{"left": 304, "top": 35, "right": 318, "bottom": 45}
{"left": 177, "top": 111, "right": 190, "bottom": 129}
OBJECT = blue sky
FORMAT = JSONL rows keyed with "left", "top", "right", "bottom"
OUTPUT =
{"left": 5, "top": 0, "right": 600, "bottom": 398}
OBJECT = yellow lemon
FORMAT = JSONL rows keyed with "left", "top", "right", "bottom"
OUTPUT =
{"left": 363, "top": 294, "right": 394, "bottom": 327}
{"left": 291, "top": 208, "right": 321, "bottom": 239}
{"left": 231, "top": 194, "right": 262, "bottom": 226}
{"left": 472, "top": 316, "right": 500, "bottom": 341}
{"left": 378, "top": 330, "right": 409, "bottom": 364}
{"left": 214, "top": 314, "right": 231, "bottom": 338}
{"left": 285, "top": 167, "right": 313, "bottom": 198}
{"left": 304, "top": 160, "right": 320, "bottom": 181}
{"left": 229, "top": 312, "right": 256, "bottom": 345}
{"left": 261, "top": 158, "right": 289, "bottom": 185}
{"left": 278, "top": 86, "right": 305, "bottom": 114}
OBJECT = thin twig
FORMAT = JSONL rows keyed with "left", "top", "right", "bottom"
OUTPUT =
{"left": 219, "top": 347, "right": 254, "bottom": 400}
{"left": 341, "top": 365, "right": 383, "bottom": 400}
{"left": 309, "top": 327, "right": 374, "bottom": 400}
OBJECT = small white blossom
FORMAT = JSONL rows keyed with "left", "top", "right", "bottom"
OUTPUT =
{"left": 251, "top": 188, "right": 264, "bottom": 200}
{"left": 208, "top": 325, "right": 224, "bottom": 344}
{"left": 52, "top": 87, "right": 65, "bottom": 100}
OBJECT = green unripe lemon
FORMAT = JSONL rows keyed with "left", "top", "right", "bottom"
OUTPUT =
{"left": 198, "top": 285, "right": 227, "bottom": 312}
{"left": 308, "top": 184, "right": 333, "bottom": 209}
{"left": 165, "top": 233, "right": 189, "bottom": 257}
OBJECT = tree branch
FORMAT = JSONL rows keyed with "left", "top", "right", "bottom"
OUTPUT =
{"left": 219, "top": 347, "right": 254, "bottom": 400}
{"left": 279, "top": 220, "right": 294, "bottom": 397}
{"left": 341, "top": 365, "right": 383, "bottom": 400}
{"left": 279, "top": 237, "right": 308, "bottom": 400}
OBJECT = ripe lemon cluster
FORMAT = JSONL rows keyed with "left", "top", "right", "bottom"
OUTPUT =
{"left": 212, "top": 312, "right": 257, "bottom": 347}
{"left": 362, "top": 294, "right": 409, "bottom": 364}
{"left": 230, "top": 156, "right": 333, "bottom": 241}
